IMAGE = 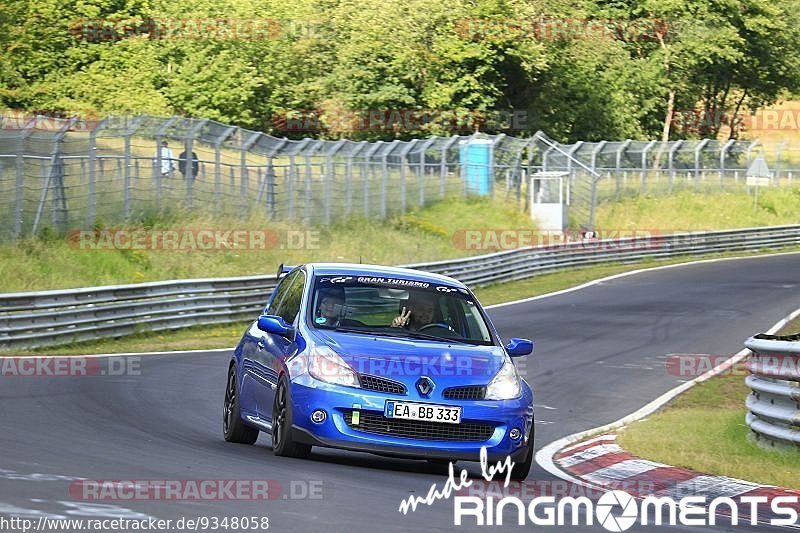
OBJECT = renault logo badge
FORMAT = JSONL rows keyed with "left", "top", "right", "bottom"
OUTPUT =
{"left": 416, "top": 376, "right": 434, "bottom": 397}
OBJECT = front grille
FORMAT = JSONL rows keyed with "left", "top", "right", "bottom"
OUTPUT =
{"left": 344, "top": 410, "right": 495, "bottom": 442}
{"left": 358, "top": 374, "right": 406, "bottom": 395}
{"left": 443, "top": 385, "right": 486, "bottom": 400}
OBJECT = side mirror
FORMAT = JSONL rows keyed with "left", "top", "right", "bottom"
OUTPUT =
{"left": 257, "top": 315, "right": 296, "bottom": 341}
{"left": 506, "top": 338, "right": 533, "bottom": 357}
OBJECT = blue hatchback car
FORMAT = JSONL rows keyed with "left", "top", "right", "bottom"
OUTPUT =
{"left": 223, "top": 263, "right": 535, "bottom": 479}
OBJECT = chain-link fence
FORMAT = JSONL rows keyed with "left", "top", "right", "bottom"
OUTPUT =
{"left": 1, "top": 113, "right": 796, "bottom": 240}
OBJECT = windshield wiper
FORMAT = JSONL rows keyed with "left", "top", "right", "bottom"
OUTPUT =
{"left": 391, "top": 330, "right": 475, "bottom": 345}
{"left": 326, "top": 325, "right": 480, "bottom": 345}
{"left": 328, "top": 326, "right": 403, "bottom": 338}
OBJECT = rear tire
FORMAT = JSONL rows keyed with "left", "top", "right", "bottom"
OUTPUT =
{"left": 271, "top": 376, "right": 312, "bottom": 458}
{"left": 223, "top": 365, "right": 259, "bottom": 444}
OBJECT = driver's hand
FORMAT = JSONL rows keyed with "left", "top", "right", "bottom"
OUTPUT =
{"left": 391, "top": 306, "right": 411, "bottom": 327}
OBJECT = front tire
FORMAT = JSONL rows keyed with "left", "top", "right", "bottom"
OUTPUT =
{"left": 510, "top": 426, "right": 534, "bottom": 481}
{"left": 271, "top": 376, "right": 312, "bottom": 458}
{"left": 223, "top": 364, "right": 259, "bottom": 444}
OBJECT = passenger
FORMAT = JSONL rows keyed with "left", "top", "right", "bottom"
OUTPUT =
{"left": 391, "top": 292, "right": 436, "bottom": 330}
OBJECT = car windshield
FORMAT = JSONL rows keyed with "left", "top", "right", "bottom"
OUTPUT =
{"left": 308, "top": 275, "right": 494, "bottom": 345}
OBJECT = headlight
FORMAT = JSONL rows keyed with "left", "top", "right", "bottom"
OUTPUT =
{"left": 308, "top": 346, "right": 360, "bottom": 388}
{"left": 485, "top": 361, "right": 521, "bottom": 400}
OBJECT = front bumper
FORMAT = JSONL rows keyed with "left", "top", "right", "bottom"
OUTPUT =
{"left": 289, "top": 374, "right": 534, "bottom": 462}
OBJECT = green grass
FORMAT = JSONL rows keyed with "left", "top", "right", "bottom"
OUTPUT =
{"left": 617, "top": 317, "right": 800, "bottom": 489}
{"left": 596, "top": 187, "right": 800, "bottom": 231}
{"left": 0, "top": 195, "right": 531, "bottom": 292}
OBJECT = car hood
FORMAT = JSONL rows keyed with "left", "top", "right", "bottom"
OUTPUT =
{"left": 310, "top": 329, "right": 505, "bottom": 384}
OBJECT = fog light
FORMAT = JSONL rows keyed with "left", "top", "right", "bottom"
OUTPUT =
{"left": 311, "top": 409, "right": 327, "bottom": 423}
{"left": 509, "top": 427, "right": 522, "bottom": 440}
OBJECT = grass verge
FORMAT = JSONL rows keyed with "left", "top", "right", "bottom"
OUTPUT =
{"left": 0, "top": 195, "right": 531, "bottom": 292}
{"left": 617, "top": 315, "right": 800, "bottom": 490}
{"left": 15, "top": 245, "right": 800, "bottom": 356}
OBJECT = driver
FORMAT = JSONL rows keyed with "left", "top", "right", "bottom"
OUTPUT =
{"left": 316, "top": 288, "right": 346, "bottom": 327}
{"left": 391, "top": 292, "right": 436, "bottom": 330}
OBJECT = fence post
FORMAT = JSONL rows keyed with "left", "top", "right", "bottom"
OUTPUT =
{"left": 182, "top": 119, "right": 207, "bottom": 211}
{"left": 440, "top": 137, "right": 458, "bottom": 199}
{"left": 240, "top": 131, "right": 262, "bottom": 218}
{"left": 719, "top": 139, "right": 734, "bottom": 189}
{"left": 775, "top": 140, "right": 786, "bottom": 184}
{"left": 565, "top": 141, "right": 581, "bottom": 205}
{"left": 32, "top": 117, "right": 76, "bottom": 235}
{"left": 417, "top": 138, "right": 436, "bottom": 207}
{"left": 288, "top": 154, "right": 296, "bottom": 219}
{"left": 324, "top": 140, "right": 346, "bottom": 224}
{"left": 641, "top": 140, "right": 656, "bottom": 194}
{"left": 667, "top": 140, "right": 682, "bottom": 194}
{"left": 87, "top": 118, "right": 108, "bottom": 228}
{"left": 693, "top": 139, "right": 709, "bottom": 191}
{"left": 363, "top": 142, "right": 383, "bottom": 217}
{"left": 381, "top": 144, "right": 390, "bottom": 218}
{"left": 615, "top": 140, "right": 631, "bottom": 198}
{"left": 262, "top": 139, "right": 287, "bottom": 220}
{"left": 154, "top": 117, "right": 178, "bottom": 213}
{"left": 214, "top": 126, "right": 237, "bottom": 216}
{"left": 13, "top": 118, "right": 36, "bottom": 240}
{"left": 345, "top": 142, "right": 367, "bottom": 217}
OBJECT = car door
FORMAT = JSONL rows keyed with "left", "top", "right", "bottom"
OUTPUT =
{"left": 256, "top": 270, "right": 306, "bottom": 420}
{"left": 239, "top": 271, "right": 297, "bottom": 419}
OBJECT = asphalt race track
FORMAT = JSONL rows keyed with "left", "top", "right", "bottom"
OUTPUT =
{"left": 2, "top": 253, "right": 800, "bottom": 532}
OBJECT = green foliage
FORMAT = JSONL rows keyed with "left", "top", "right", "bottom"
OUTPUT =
{"left": 1, "top": 0, "right": 799, "bottom": 140}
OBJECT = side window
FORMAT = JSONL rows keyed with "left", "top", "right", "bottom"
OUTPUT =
{"left": 274, "top": 271, "right": 306, "bottom": 325}
{"left": 267, "top": 271, "right": 298, "bottom": 316}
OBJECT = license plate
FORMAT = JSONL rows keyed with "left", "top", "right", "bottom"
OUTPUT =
{"left": 384, "top": 401, "right": 462, "bottom": 424}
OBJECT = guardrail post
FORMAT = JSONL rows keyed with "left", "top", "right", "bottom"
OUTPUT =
{"left": 743, "top": 334, "right": 800, "bottom": 450}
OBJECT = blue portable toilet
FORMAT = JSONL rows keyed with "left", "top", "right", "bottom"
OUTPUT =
{"left": 459, "top": 138, "right": 493, "bottom": 195}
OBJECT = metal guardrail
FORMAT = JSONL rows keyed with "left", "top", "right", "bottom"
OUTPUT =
{"left": 2, "top": 225, "right": 800, "bottom": 350}
{"left": 744, "top": 334, "right": 800, "bottom": 449}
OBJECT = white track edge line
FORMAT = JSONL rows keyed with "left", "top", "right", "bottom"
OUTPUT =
{"left": 535, "top": 304, "right": 800, "bottom": 493}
